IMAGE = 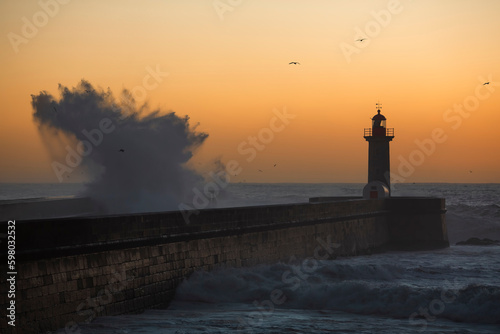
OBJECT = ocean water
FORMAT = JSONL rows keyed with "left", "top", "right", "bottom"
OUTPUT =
{"left": 0, "top": 182, "right": 86, "bottom": 201}
{"left": 3, "top": 183, "right": 499, "bottom": 333}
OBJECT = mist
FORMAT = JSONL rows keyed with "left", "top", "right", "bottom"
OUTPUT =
{"left": 31, "top": 80, "right": 209, "bottom": 214}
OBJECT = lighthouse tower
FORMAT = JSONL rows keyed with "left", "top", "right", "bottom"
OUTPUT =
{"left": 363, "top": 103, "right": 394, "bottom": 198}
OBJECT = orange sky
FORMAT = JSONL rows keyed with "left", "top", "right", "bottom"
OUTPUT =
{"left": 0, "top": 0, "right": 499, "bottom": 183}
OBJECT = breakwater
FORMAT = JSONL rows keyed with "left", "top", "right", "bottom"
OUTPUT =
{"left": 0, "top": 197, "right": 447, "bottom": 333}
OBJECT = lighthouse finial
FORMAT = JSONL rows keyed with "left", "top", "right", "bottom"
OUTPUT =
{"left": 376, "top": 102, "right": 382, "bottom": 113}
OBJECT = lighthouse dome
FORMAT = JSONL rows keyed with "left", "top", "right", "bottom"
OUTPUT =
{"left": 372, "top": 109, "right": 386, "bottom": 120}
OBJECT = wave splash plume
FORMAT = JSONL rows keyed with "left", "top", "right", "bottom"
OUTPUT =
{"left": 31, "top": 80, "right": 208, "bottom": 214}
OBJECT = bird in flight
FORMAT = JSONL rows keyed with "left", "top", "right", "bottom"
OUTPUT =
{"left": 483, "top": 82, "right": 490, "bottom": 85}
{"left": 119, "top": 149, "right": 125, "bottom": 152}
{"left": 356, "top": 38, "right": 367, "bottom": 42}
{"left": 258, "top": 169, "right": 263, "bottom": 172}
{"left": 274, "top": 164, "right": 277, "bottom": 167}
{"left": 289, "top": 62, "right": 300, "bottom": 65}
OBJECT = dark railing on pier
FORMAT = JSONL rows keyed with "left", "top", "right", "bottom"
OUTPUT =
{"left": 364, "top": 128, "right": 394, "bottom": 137}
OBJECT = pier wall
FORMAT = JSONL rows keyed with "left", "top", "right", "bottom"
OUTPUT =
{"left": 0, "top": 198, "right": 447, "bottom": 333}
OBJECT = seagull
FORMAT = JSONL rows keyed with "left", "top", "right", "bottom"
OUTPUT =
{"left": 356, "top": 38, "right": 367, "bottom": 42}
{"left": 289, "top": 62, "right": 300, "bottom": 65}
{"left": 483, "top": 82, "right": 490, "bottom": 85}
{"left": 119, "top": 149, "right": 125, "bottom": 152}
{"left": 274, "top": 164, "right": 277, "bottom": 167}
{"left": 258, "top": 169, "right": 263, "bottom": 172}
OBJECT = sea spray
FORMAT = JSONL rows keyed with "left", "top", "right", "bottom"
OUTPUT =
{"left": 31, "top": 80, "right": 210, "bottom": 214}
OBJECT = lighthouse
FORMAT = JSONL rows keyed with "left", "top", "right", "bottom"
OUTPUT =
{"left": 363, "top": 103, "right": 394, "bottom": 198}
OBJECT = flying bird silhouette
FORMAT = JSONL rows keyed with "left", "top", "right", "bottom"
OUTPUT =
{"left": 356, "top": 38, "right": 367, "bottom": 42}
{"left": 258, "top": 169, "right": 263, "bottom": 172}
{"left": 274, "top": 164, "right": 277, "bottom": 167}
{"left": 289, "top": 62, "right": 300, "bottom": 65}
{"left": 119, "top": 149, "right": 125, "bottom": 152}
{"left": 483, "top": 82, "right": 490, "bottom": 85}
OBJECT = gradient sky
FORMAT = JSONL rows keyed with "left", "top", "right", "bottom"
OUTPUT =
{"left": 1, "top": 0, "right": 499, "bottom": 183}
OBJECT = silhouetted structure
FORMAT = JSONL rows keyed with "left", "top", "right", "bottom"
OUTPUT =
{"left": 364, "top": 104, "right": 394, "bottom": 196}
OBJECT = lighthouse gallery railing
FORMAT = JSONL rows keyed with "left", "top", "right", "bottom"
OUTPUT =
{"left": 364, "top": 128, "right": 394, "bottom": 136}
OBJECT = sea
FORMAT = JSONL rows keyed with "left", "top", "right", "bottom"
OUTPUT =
{"left": 1, "top": 183, "right": 499, "bottom": 333}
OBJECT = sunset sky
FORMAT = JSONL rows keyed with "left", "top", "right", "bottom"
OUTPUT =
{"left": 0, "top": 0, "right": 499, "bottom": 184}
